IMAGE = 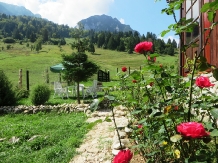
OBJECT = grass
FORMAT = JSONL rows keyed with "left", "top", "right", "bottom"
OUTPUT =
{"left": 0, "top": 112, "right": 91, "bottom": 163}
{"left": 0, "top": 39, "right": 179, "bottom": 105}
{"left": 0, "top": 39, "right": 179, "bottom": 89}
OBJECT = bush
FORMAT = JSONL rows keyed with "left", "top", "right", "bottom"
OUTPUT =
{"left": 0, "top": 70, "right": 17, "bottom": 106}
{"left": 3, "top": 37, "right": 16, "bottom": 43}
{"left": 15, "top": 87, "right": 29, "bottom": 99}
{"left": 30, "top": 84, "right": 51, "bottom": 105}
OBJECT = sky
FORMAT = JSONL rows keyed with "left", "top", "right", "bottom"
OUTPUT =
{"left": 1, "top": 0, "right": 180, "bottom": 43}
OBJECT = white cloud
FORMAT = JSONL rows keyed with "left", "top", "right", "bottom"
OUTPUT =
{"left": 1, "top": 0, "right": 114, "bottom": 27}
{"left": 158, "top": 35, "right": 180, "bottom": 45}
{"left": 119, "top": 18, "right": 125, "bottom": 24}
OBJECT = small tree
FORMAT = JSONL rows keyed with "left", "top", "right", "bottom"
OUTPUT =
{"left": 62, "top": 52, "right": 99, "bottom": 104}
{"left": 63, "top": 23, "right": 99, "bottom": 104}
{"left": 88, "top": 42, "right": 95, "bottom": 54}
{"left": 0, "top": 70, "right": 16, "bottom": 106}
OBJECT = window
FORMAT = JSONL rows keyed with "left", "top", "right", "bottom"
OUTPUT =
{"left": 185, "top": 0, "right": 200, "bottom": 44}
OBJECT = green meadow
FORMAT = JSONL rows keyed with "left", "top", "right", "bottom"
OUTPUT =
{"left": 0, "top": 38, "right": 179, "bottom": 90}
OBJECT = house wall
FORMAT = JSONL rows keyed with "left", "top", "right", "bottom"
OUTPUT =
{"left": 180, "top": 0, "right": 218, "bottom": 76}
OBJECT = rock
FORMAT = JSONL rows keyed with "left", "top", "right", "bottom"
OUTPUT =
{"left": 28, "top": 135, "right": 41, "bottom": 141}
{"left": 112, "top": 149, "right": 120, "bottom": 155}
{"left": 115, "top": 131, "right": 126, "bottom": 139}
{"left": 0, "top": 138, "right": 6, "bottom": 142}
{"left": 91, "top": 112, "right": 99, "bottom": 117}
{"left": 112, "top": 142, "right": 125, "bottom": 150}
{"left": 125, "top": 127, "right": 132, "bottom": 133}
{"left": 9, "top": 136, "right": 20, "bottom": 144}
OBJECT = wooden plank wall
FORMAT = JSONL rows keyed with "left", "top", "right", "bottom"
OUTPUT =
{"left": 181, "top": 0, "right": 218, "bottom": 76}
{"left": 203, "top": 0, "right": 218, "bottom": 69}
{"left": 210, "top": 11, "right": 218, "bottom": 68}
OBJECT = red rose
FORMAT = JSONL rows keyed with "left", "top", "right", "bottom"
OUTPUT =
{"left": 149, "top": 82, "right": 154, "bottom": 87}
{"left": 174, "top": 105, "right": 179, "bottom": 111}
{"left": 132, "top": 79, "right": 137, "bottom": 83}
{"left": 138, "top": 124, "right": 143, "bottom": 129}
{"left": 138, "top": 124, "right": 143, "bottom": 134}
{"left": 113, "top": 149, "right": 133, "bottom": 163}
{"left": 195, "top": 76, "right": 215, "bottom": 89}
{"left": 177, "top": 122, "right": 210, "bottom": 138}
{"left": 147, "top": 55, "right": 156, "bottom": 62}
{"left": 153, "top": 57, "right": 156, "bottom": 62}
{"left": 134, "top": 41, "right": 153, "bottom": 54}
{"left": 121, "top": 66, "right": 127, "bottom": 72}
{"left": 147, "top": 55, "right": 151, "bottom": 60}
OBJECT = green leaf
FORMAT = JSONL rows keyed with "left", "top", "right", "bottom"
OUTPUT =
{"left": 210, "top": 108, "right": 218, "bottom": 118}
{"left": 212, "top": 68, "right": 218, "bottom": 80}
{"left": 105, "top": 95, "right": 115, "bottom": 101}
{"left": 208, "top": 11, "right": 215, "bottom": 22}
{"left": 199, "top": 56, "right": 207, "bottom": 63}
{"left": 204, "top": 122, "right": 214, "bottom": 130}
{"left": 86, "top": 119, "right": 102, "bottom": 129}
{"left": 197, "top": 62, "right": 210, "bottom": 71}
{"left": 170, "top": 134, "right": 182, "bottom": 142}
{"left": 165, "top": 86, "right": 173, "bottom": 93}
{"left": 161, "top": 29, "right": 170, "bottom": 37}
{"left": 201, "top": 3, "right": 210, "bottom": 12}
{"left": 161, "top": 72, "right": 169, "bottom": 78}
{"left": 150, "top": 53, "right": 159, "bottom": 58}
{"left": 104, "top": 116, "right": 112, "bottom": 122}
{"left": 153, "top": 112, "right": 162, "bottom": 117}
{"left": 131, "top": 110, "right": 142, "bottom": 115}
{"left": 210, "top": 129, "right": 218, "bottom": 136}
{"left": 130, "top": 70, "right": 141, "bottom": 80}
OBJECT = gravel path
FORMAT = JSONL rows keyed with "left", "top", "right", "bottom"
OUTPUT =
{"left": 70, "top": 118, "right": 114, "bottom": 163}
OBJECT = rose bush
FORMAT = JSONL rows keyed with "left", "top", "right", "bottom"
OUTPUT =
{"left": 177, "top": 122, "right": 210, "bottom": 138}
{"left": 108, "top": 1, "right": 218, "bottom": 162}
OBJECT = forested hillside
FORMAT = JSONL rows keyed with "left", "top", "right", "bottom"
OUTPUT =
{"left": 0, "top": 14, "right": 177, "bottom": 55}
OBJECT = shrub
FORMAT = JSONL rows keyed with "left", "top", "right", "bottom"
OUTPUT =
{"left": 15, "top": 87, "right": 29, "bottom": 99}
{"left": 30, "top": 84, "right": 51, "bottom": 105}
{"left": 3, "top": 37, "right": 16, "bottom": 43}
{"left": 0, "top": 70, "right": 17, "bottom": 106}
{"left": 6, "top": 45, "right": 11, "bottom": 50}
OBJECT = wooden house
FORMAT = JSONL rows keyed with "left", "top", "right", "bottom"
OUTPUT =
{"left": 178, "top": 0, "right": 218, "bottom": 76}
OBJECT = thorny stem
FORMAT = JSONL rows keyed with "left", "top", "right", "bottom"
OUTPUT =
{"left": 187, "top": 21, "right": 214, "bottom": 121}
{"left": 111, "top": 102, "right": 123, "bottom": 149}
{"left": 163, "top": 120, "right": 171, "bottom": 141}
{"left": 154, "top": 75, "right": 166, "bottom": 102}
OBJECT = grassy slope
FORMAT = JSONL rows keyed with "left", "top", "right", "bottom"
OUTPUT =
{"left": 0, "top": 112, "right": 90, "bottom": 163}
{"left": 0, "top": 39, "right": 179, "bottom": 89}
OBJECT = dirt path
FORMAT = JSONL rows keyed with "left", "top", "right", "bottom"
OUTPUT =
{"left": 69, "top": 110, "right": 115, "bottom": 163}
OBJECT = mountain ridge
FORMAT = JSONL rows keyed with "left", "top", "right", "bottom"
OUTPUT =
{"left": 78, "top": 14, "right": 138, "bottom": 33}
{"left": 0, "top": 2, "right": 41, "bottom": 18}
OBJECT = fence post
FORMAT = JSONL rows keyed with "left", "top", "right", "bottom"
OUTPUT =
{"left": 108, "top": 70, "right": 110, "bottom": 82}
{"left": 18, "top": 69, "right": 22, "bottom": 88}
{"left": 45, "top": 68, "right": 49, "bottom": 84}
{"left": 26, "top": 70, "right": 29, "bottom": 91}
{"left": 59, "top": 73, "right": 61, "bottom": 83}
